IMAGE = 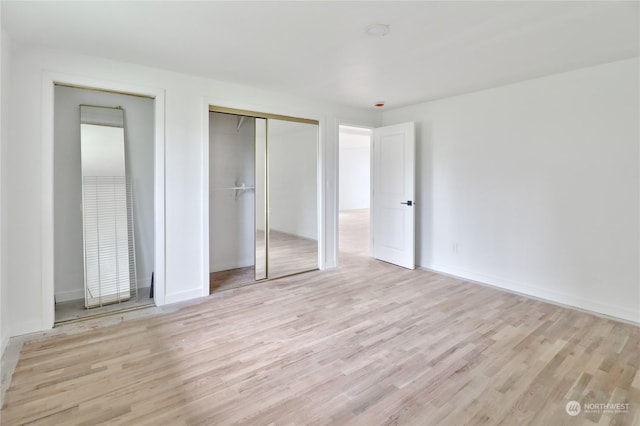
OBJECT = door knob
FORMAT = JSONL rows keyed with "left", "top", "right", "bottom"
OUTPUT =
{"left": 400, "top": 200, "right": 413, "bottom": 206}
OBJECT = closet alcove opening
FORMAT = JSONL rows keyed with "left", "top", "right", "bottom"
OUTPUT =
{"left": 208, "top": 107, "right": 320, "bottom": 293}
{"left": 53, "top": 84, "right": 156, "bottom": 324}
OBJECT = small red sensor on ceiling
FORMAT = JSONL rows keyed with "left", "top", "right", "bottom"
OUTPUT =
{"left": 374, "top": 102, "right": 385, "bottom": 108}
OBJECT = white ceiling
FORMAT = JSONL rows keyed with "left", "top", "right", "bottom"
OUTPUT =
{"left": 2, "top": 1, "right": 639, "bottom": 110}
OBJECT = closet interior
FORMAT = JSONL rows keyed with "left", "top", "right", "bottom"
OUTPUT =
{"left": 209, "top": 110, "right": 319, "bottom": 293}
{"left": 53, "top": 85, "right": 155, "bottom": 323}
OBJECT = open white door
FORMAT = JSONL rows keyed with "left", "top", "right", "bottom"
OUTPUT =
{"left": 371, "top": 122, "right": 415, "bottom": 269}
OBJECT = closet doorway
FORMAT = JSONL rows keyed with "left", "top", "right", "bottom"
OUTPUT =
{"left": 208, "top": 108, "right": 319, "bottom": 293}
{"left": 53, "top": 84, "right": 156, "bottom": 323}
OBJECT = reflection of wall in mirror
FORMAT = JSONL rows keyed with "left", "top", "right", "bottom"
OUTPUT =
{"left": 80, "top": 124, "right": 126, "bottom": 177}
{"left": 268, "top": 121, "right": 318, "bottom": 240}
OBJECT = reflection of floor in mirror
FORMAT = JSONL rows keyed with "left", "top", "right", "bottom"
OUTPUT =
{"left": 209, "top": 230, "right": 318, "bottom": 294}
{"left": 268, "top": 230, "right": 318, "bottom": 278}
{"left": 55, "top": 288, "right": 154, "bottom": 324}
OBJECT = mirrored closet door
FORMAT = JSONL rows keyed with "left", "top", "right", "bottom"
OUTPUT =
{"left": 209, "top": 110, "right": 318, "bottom": 293}
{"left": 266, "top": 119, "right": 318, "bottom": 279}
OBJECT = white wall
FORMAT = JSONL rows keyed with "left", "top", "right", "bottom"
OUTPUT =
{"left": 339, "top": 127, "right": 370, "bottom": 211}
{"left": 209, "top": 112, "right": 255, "bottom": 272}
{"left": 4, "top": 43, "right": 378, "bottom": 337}
{"left": 382, "top": 57, "right": 640, "bottom": 323}
{"left": 54, "top": 85, "right": 155, "bottom": 302}
{"left": 0, "top": 18, "right": 8, "bottom": 357}
{"left": 268, "top": 121, "right": 318, "bottom": 240}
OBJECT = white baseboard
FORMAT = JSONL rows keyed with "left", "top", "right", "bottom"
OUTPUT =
{"left": 270, "top": 227, "right": 317, "bottom": 241}
{"left": 0, "top": 331, "right": 8, "bottom": 361}
{"left": 9, "top": 320, "right": 43, "bottom": 338}
{"left": 0, "top": 330, "right": 15, "bottom": 408}
{"left": 421, "top": 263, "right": 640, "bottom": 325}
{"left": 164, "top": 288, "right": 204, "bottom": 305}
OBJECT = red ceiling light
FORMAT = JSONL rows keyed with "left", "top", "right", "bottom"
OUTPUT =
{"left": 374, "top": 101, "right": 385, "bottom": 108}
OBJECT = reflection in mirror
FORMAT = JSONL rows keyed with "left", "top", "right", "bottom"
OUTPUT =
{"left": 254, "top": 118, "right": 267, "bottom": 280}
{"left": 80, "top": 124, "right": 126, "bottom": 177}
{"left": 80, "top": 105, "right": 137, "bottom": 308}
{"left": 267, "top": 119, "right": 318, "bottom": 278}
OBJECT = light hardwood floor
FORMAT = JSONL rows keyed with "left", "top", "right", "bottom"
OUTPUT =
{"left": 1, "top": 210, "right": 639, "bottom": 425}
{"left": 210, "top": 230, "right": 318, "bottom": 293}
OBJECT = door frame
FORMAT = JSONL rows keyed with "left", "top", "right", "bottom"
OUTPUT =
{"left": 41, "top": 72, "right": 166, "bottom": 331}
{"left": 201, "top": 100, "right": 325, "bottom": 297}
{"left": 335, "top": 121, "right": 375, "bottom": 267}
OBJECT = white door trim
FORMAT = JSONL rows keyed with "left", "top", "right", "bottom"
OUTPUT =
{"left": 41, "top": 72, "right": 166, "bottom": 330}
